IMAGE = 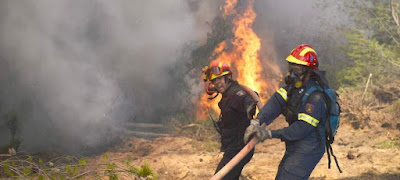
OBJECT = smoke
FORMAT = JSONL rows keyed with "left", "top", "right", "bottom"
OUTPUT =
{"left": 0, "top": 0, "right": 217, "bottom": 153}
{"left": 254, "top": 0, "right": 348, "bottom": 68}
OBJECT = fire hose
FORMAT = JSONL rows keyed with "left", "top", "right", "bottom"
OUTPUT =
{"left": 210, "top": 85, "right": 264, "bottom": 180}
{"left": 210, "top": 124, "right": 265, "bottom": 180}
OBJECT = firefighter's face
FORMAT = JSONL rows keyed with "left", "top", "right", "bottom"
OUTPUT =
{"left": 288, "top": 63, "right": 305, "bottom": 76}
{"left": 211, "top": 76, "right": 227, "bottom": 93}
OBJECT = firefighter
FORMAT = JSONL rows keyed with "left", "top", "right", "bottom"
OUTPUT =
{"left": 244, "top": 44, "right": 329, "bottom": 179}
{"left": 203, "top": 60, "right": 257, "bottom": 180}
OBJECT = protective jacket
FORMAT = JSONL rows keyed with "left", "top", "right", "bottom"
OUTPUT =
{"left": 257, "top": 78, "right": 327, "bottom": 179}
{"left": 217, "top": 81, "right": 256, "bottom": 152}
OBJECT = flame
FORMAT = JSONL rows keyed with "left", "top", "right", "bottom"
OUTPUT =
{"left": 195, "top": 0, "right": 279, "bottom": 120}
{"left": 233, "top": 0, "right": 268, "bottom": 100}
{"left": 223, "top": 0, "right": 238, "bottom": 17}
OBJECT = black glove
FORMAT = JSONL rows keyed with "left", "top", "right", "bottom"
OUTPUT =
{"left": 243, "top": 119, "right": 272, "bottom": 143}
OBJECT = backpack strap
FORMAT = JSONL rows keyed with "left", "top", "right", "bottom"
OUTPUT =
{"left": 304, "top": 85, "right": 343, "bottom": 173}
{"left": 301, "top": 85, "right": 342, "bottom": 172}
{"left": 301, "top": 85, "right": 324, "bottom": 146}
{"left": 301, "top": 85, "right": 323, "bottom": 106}
{"left": 328, "top": 143, "right": 343, "bottom": 173}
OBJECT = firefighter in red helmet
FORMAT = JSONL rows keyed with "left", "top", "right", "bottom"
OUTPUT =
{"left": 203, "top": 60, "right": 257, "bottom": 180}
{"left": 244, "top": 44, "right": 336, "bottom": 179}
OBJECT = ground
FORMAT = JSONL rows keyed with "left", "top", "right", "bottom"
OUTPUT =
{"left": 91, "top": 116, "right": 400, "bottom": 180}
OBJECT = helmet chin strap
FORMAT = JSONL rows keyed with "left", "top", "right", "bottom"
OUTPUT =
{"left": 208, "top": 92, "right": 219, "bottom": 100}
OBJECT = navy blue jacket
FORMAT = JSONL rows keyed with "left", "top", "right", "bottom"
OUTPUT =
{"left": 257, "top": 79, "right": 327, "bottom": 154}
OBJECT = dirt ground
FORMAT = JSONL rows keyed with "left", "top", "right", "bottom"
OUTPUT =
{"left": 92, "top": 115, "right": 400, "bottom": 180}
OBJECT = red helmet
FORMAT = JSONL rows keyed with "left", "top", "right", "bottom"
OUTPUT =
{"left": 203, "top": 60, "right": 232, "bottom": 81}
{"left": 286, "top": 44, "right": 318, "bottom": 70}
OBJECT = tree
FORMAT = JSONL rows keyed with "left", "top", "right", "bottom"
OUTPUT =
{"left": 337, "top": 0, "right": 400, "bottom": 86}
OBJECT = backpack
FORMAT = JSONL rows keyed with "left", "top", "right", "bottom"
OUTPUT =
{"left": 301, "top": 85, "right": 342, "bottom": 173}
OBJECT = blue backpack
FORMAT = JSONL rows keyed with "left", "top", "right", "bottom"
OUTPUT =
{"left": 301, "top": 85, "right": 342, "bottom": 173}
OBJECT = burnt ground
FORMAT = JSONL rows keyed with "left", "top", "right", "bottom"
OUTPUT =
{"left": 90, "top": 115, "right": 400, "bottom": 180}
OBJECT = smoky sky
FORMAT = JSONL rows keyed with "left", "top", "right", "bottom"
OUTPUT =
{"left": 0, "top": 0, "right": 218, "bottom": 153}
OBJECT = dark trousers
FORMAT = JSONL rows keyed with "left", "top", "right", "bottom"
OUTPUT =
{"left": 214, "top": 149, "right": 255, "bottom": 180}
{"left": 275, "top": 151, "right": 324, "bottom": 180}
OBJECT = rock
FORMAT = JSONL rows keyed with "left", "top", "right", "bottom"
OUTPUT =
{"left": 338, "top": 141, "right": 349, "bottom": 146}
{"left": 8, "top": 148, "right": 16, "bottom": 156}
{"left": 351, "top": 121, "right": 360, "bottom": 130}
{"left": 177, "top": 170, "right": 189, "bottom": 179}
{"left": 381, "top": 123, "right": 392, "bottom": 128}
{"left": 51, "top": 168, "right": 60, "bottom": 173}
{"left": 347, "top": 151, "right": 355, "bottom": 160}
{"left": 48, "top": 162, "right": 54, "bottom": 167}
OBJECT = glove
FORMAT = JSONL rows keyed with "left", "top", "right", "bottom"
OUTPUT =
{"left": 243, "top": 119, "right": 272, "bottom": 143}
{"left": 246, "top": 101, "right": 257, "bottom": 119}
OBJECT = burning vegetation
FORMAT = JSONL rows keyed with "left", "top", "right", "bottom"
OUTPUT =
{"left": 194, "top": 0, "right": 281, "bottom": 120}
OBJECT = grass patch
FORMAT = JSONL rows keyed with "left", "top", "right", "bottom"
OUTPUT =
{"left": 0, "top": 153, "right": 159, "bottom": 179}
{"left": 376, "top": 140, "right": 400, "bottom": 149}
{"left": 130, "top": 161, "right": 158, "bottom": 180}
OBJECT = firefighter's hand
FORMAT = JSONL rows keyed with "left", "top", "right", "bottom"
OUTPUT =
{"left": 244, "top": 119, "right": 271, "bottom": 143}
{"left": 246, "top": 101, "right": 257, "bottom": 119}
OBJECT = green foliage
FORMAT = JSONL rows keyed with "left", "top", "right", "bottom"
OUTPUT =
{"left": 38, "top": 174, "right": 45, "bottom": 180}
{"left": 22, "top": 167, "right": 32, "bottom": 176}
{"left": 0, "top": 154, "right": 157, "bottom": 179}
{"left": 3, "top": 162, "right": 14, "bottom": 177}
{"left": 65, "top": 164, "right": 78, "bottom": 176}
{"left": 27, "top": 156, "right": 33, "bottom": 162}
{"left": 134, "top": 161, "right": 158, "bottom": 180}
{"left": 102, "top": 154, "right": 108, "bottom": 162}
{"left": 338, "top": 0, "right": 400, "bottom": 87}
{"left": 78, "top": 158, "right": 86, "bottom": 166}
{"left": 105, "top": 163, "right": 118, "bottom": 180}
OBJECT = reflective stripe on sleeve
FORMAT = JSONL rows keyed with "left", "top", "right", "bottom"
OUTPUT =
{"left": 277, "top": 88, "right": 288, "bottom": 102}
{"left": 298, "top": 113, "right": 320, "bottom": 127}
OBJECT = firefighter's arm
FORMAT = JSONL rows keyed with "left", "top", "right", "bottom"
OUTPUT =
{"left": 240, "top": 85, "right": 263, "bottom": 109}
{"left": 230, "top": 89, "right": 256, "bottom": 118}
{"left": 257, "top": 87, "right": 288, "bottom": 125}
{"left": 271, "top": 92, "right": 327, "bottom": 141}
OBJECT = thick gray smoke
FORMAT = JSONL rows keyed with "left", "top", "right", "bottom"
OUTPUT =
{"left": 0, "top": 0, "right": 217, "bottom": 153}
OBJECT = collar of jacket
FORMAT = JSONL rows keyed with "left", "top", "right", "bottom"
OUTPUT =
{"left": 222, "top": 80, "right": 238, "bottom": 97}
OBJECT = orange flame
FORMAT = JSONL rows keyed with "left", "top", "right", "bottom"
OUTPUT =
{"left": 195, "top": 0, "right": 280, "bottom": 120}
{"left": 233, "top": 0, "right": 268, "bottom": 100}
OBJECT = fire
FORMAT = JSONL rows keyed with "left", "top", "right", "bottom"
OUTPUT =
{"left": 195, "top": 0, "right": 279, "bottom": 120}
{"left": 233, "top": 0, "right": 268, "bottom": 100}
